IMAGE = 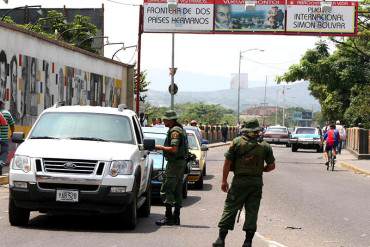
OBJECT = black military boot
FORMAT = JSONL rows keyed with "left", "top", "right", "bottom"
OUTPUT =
{"left": 212, "top": 228, "right": 228, "bottom": 247}
{"left": 242, "top": 230, "right": 255, "bottom": 247}
{"left": 173, "top": 205, "right": 181, "bottom": 225}
{"left": 155, "top": 204, "right": 173, "bottom": 226}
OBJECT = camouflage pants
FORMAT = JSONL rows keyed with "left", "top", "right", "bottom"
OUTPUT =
{"left": 160, "top": 160, "right": 186, "bottom": 206}
{"left": 218, "top": 176, "right": 263, "bottom": 232}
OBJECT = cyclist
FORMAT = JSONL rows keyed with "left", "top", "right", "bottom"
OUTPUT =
{"left": 323, "top": 123, "right": 340, "bottom": 167}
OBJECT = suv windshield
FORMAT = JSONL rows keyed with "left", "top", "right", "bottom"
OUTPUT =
{"left": 29, "top": 112, "right": 134, "bottom": 144}
{"left": 295, "top": 128, "right": 316, "bottom": 134}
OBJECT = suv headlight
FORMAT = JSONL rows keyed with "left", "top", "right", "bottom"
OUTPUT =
{"left": 12, "top": 155, "right": 31, "bottom": 173}
{"left": 110, "top": 160, "right": 134, "bottom": 177}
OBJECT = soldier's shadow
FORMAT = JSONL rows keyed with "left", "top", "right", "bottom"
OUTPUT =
{"left": 182, "top": 195, "right": 201, "bottom": 207}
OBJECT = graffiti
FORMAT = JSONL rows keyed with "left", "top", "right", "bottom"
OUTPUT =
{"left": 0, "top": 49, "right": 123, "bottom": 125}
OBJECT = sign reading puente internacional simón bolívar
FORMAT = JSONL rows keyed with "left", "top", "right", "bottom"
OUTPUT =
{"left": 286, "top": 0, "right": 357, "bottom": 34}
{"left": 143, "top": 0, "right": 358, "bottom": 36}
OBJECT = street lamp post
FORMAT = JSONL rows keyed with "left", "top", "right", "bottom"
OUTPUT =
{"left": 237, "top": 48, "right": 264, "bottom": 125}
{"left": 111, "top": 44, "right": 137, "bottom": 60}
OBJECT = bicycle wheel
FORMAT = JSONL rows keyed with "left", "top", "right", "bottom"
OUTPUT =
{"left": 326, "top": 150, "right": 331, "bottom": 171}
{"left": 331, "top": 157, "right": 335, "bottom": 171}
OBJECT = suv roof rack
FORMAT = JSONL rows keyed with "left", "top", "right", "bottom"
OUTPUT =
{"left": 118, "top": 104, "right": 127, "bottom": 112}
{"left": 53, "top": 101, "right": 66, "bottom": 108}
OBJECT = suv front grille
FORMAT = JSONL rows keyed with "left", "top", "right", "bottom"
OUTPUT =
{"left": 38, "top": 183, "right": 99, "bottom": 191}
{"left": 42, "top": 158, "right": 98, "bottom": 174}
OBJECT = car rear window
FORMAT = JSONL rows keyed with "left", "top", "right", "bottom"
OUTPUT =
{"left": 295, "top": 128, "right": 316, "bottom": 134}
{"left": 267, "top": 127, "right": 287, "bottom": 133}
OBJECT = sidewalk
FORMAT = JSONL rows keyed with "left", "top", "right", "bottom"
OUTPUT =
{"left": 338, "top": 149, "right": 370, "bottom": 176}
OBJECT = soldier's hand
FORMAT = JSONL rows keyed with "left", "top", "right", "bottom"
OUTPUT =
{"left": 155, "top": 145, "right": 162, "bottom": 150}
{"left": 221, "top": 181, "right": 229, "bottom": 193}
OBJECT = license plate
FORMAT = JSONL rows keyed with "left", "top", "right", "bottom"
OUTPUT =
{"left": 56, "top": 190, "right": 79, "bottom": 202}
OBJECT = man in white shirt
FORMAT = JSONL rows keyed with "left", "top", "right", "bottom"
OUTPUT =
{"left": 335, "top": 120, "right": 346, "bottom": 154}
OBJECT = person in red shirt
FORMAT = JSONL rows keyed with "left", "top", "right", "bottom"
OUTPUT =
{"left": 323, "top": 123, "right": 340, "bottom": 167}
{"left": 0, "top": 112, "right": 8, "bottom": 175}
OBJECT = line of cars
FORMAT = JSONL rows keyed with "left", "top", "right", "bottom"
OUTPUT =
{"left": 142, "top": 125, "right": 209, "bottom": 200}
{"left": 263, "top": 125, "right": 323, "bottom": 152}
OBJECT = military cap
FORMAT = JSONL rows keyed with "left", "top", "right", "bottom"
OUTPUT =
{"left": 163, "top": 110, "right": 178, "bottom": 120}
{"left": 241, "top": 118, "right": 261, "bottom": 132}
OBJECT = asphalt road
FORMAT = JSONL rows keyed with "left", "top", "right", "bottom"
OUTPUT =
{"left": 0, "top": 145, "right": 369, "bottom": 247}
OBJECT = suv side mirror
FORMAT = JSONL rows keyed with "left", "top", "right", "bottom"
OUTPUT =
{"left": 201, "top": 144, "right": 209, "bottom": 151}
{"left": 143, "top": 139, "right": 155, "bottom": 151}
{"left": 12, "top": 132, "right": 25, "bottom": 144}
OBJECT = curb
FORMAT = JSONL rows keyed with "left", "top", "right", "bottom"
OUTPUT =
{"left": 340, "top": 162, "right": 370, "bottom": 176}
{"left": 0, "top": 175, "right": 8, "bottom": 185}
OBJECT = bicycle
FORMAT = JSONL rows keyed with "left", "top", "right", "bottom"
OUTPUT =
{"left": 327, "top": 148, "right": 335, "bottom": 171}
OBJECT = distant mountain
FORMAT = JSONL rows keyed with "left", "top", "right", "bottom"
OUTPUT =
{"left": 147, "top": 81, "right": 321, "bottom": 112}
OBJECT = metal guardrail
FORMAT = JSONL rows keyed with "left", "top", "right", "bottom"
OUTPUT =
{"left": 346, "top": 128, "right": 370, "bottom": 159}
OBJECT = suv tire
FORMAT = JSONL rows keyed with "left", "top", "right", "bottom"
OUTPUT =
{"left": 195, "top": 174, "right": 204, "bottom": 190}
{"left": 291, "top": 144, "right": 298, "bottom": 152}
{"left": 138, "top": 172, "right": 152, "bottom": 218}
{"left": 182, "top": 178, "right": 188, "bottom": 199}
{"left": 202, "top": 163, "right": 207, "bottom": 176}
{"left": 9, "top": 198, "right": 30, "bottom": 226}
{"left": 124, "top": 184, "right": 138, "bottom": 229}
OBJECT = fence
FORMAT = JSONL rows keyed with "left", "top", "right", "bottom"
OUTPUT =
{"left": 199, "top": 125, "right": 238, "bottom": 143}
{"left": 346, "top": 128, "right": 370, "bottom": 159}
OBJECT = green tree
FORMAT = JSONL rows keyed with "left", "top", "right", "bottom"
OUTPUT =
{"left": 134, "top": 71, "right": 151, "bottom": 103}
{"left": 4, "top": 11, "right": 100, "bottom": 54}
{"left": 278, "top": 4, "right": 370, "bottom": 127}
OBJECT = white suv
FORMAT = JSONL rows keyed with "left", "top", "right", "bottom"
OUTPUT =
{"left": 9, "top": 104, "right": 154, "bottom": 229}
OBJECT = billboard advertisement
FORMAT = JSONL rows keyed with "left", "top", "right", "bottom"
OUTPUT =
{"left": 214, "top": 0, "right": 286, "bottom": 32}
{"left": 286, "top": 1, "right": 357, "bottom": 34}
{"left": 143, "top": 0, "right": 214, "bottom": 33}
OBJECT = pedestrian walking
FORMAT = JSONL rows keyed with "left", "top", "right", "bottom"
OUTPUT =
{"left": 154, "top": 110, "right": 188, "bottom": 226}
{"left": 139, "top": 112, "right": 147, "bottom": 127}
{"left": 221, "top": 122, "right": 228, "bottom": 143}
{"left": 335, "top": 120, "right": 346, "bottom": 154}
{"left": 213, "top": 118, "right": 276, "bottom": 247}
{"left": 0, "top": 100, "right": 14, "bottom": 175}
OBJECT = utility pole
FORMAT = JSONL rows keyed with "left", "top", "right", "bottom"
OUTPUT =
{"left": 275, "top": 87, "right": 278, "bottom": 125}
{"left": 282, "top": 85, "right": 286, "bottom": 126}
{"left": 262, "top": 75, "right": 267, "bottom": 126}
{"left": 170, "top": 33, "right": 175, "bottom": 110}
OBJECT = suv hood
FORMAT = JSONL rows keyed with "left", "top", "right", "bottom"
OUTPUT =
{"left": 15, "top": 139, "right": 138, "bottom": 161}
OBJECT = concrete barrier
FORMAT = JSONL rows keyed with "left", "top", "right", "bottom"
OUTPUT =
{"left": 346, "top": 127, "right": 370, "bottom": 159}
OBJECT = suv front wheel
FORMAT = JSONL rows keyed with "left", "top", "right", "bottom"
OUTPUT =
{"left": 9, "top": 198, "right": 30, "bottom": 226}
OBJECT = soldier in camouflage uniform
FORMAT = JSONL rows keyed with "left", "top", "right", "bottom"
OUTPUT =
{"left": 155, "top": 110, "right": 187, "bottom": 226}
{"left": 213, "top": 119, "right": 276, "bottom": 247}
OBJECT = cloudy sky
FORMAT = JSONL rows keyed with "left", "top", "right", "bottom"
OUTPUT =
{"left": 1, "top": 0, "right": 326, "bottom": 91}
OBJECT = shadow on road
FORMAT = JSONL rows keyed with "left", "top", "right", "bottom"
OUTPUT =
{"left": 179, "top": 224, "right": 211, "bottom": 229}
{"left": 182, "top": 195, "right": 201, "bottom": 207}
{"left": 26, "top": 213, "right": 162, "bottom": 233}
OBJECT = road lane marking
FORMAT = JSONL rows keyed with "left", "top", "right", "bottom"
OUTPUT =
{"left": 255, "top": 232, "right": 288, "bottom": 247}
{"left": 237, "top": 209, "right": 288, "bottom": 247}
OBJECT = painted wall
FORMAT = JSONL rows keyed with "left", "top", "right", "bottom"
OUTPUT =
{"left": 0, "top": 22, "right": 131, "bottom": 126}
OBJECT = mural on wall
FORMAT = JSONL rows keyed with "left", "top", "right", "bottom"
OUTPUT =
{"left": 0, "top": 50, "right": 123, "bottom": 126}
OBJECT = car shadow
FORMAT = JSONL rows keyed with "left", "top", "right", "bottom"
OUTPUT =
{"left": 25, "top": 213, "right": 163, "bottom": 233}
{"left": 203, "top": 175, "right": 215, "bottom": 181}
{"left": 182, "top": 195, "right": 201, "bottom": 207}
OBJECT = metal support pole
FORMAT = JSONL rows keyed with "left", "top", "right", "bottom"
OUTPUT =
{"left": 282, "top": 85, "right": 285, "bottom": 126}
{"left": 135, "top": 5, "right": 143, "bottom": 114}
{"left": 262, "top": 75, "right": 267, "bottom": 126}
{"left": 170, "top": 33, "right": 175, "bottom": 110}
{"left": 237, "top": 51, "right": 241, "bottom": 125}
